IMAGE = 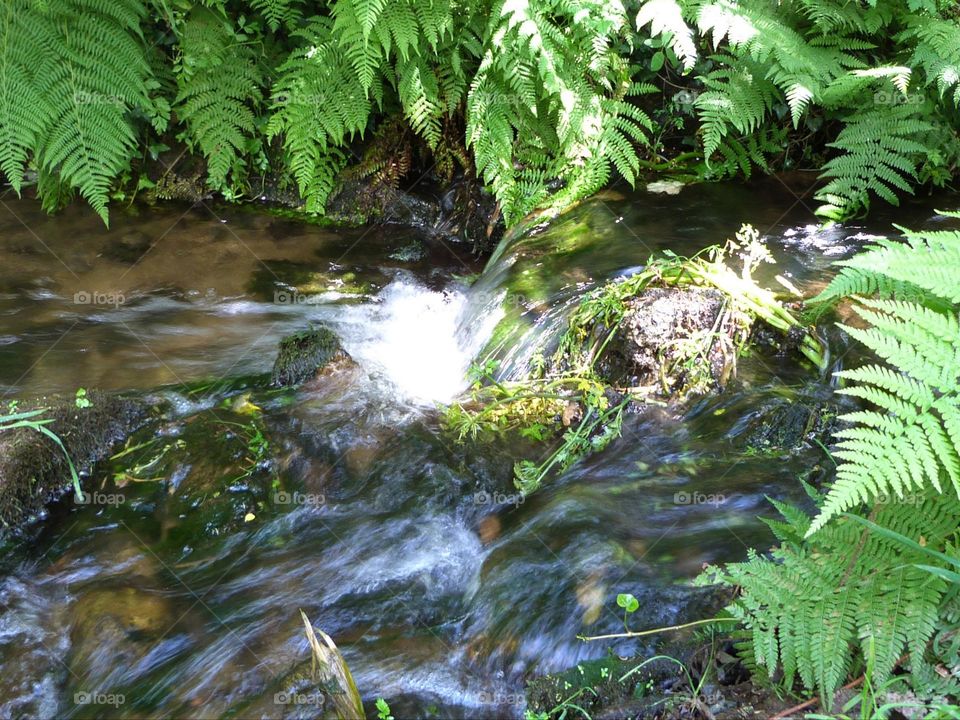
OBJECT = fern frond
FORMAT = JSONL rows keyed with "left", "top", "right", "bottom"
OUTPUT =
{"left": 268, "top": 16, "right": 374, "bottom": 212}
{"left": 397, "top": 56, "right": 443, "bottom": 148}
{"left": 174, "top": 8, "right": 263, "bottom": 192}
{"left": 251, "top": 0, "right": 303, "bottom": 31}
{"left": 807, "top": 227, "right": 960, "bottom": 532}
{"left": 695, "top": 58, "right": 779, "bottom": 159}
{"left": 900, "top": 15, "right": 960, "bottom": 107}
{"left": 703, "top": 493, "right": 960, "bottom": 708}
{"left": 0, "top": 2, "right": 55, "bottom": 194}
{"left": 0, "top": 0, "right": 151, "bottom": 223}
{"left": 636, "top": 0, "right": 697, "bottom": 72}
{"left": 814, "top": 229, "right": 960, "bottom": 306}
{"left": 814, "top": 104, "right": 937, "bottom": 221}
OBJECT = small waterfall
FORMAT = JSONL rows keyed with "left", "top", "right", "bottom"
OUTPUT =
{"left": 331, "top": 274, "right": 502, "bottom": 404}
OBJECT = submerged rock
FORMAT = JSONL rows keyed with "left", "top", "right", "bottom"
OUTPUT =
{"left": 270, "top": 326, "right": 352, "bottom": 388}
{"left": 0, "top": 391, "right": 151, "bottom": 529}
{"left": 67, "top": 585, "right": 174, "bottom": 693}
{"left": 742, "top": 395, "right": 838, "bottom": 455}
{"left": 103, "top": 403, "right": 277, "bottom": 546}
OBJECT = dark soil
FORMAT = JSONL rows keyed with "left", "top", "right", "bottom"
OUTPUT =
{"left": 0, "top": 391, "right": 151, "bottom": 529}
{"left": 598, "top": 287, "right": 729, "bottom": 394}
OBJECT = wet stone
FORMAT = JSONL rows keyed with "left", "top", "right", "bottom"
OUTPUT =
{"left": 101, "top": 231, "right": 153, "bottom": 264}
{"left": 270, "top": 326, "right": 351, "bottom": 388}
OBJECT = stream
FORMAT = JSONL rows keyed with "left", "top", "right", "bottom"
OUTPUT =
{"left": 0, "top": 181, "right": 955, "bottom": 719}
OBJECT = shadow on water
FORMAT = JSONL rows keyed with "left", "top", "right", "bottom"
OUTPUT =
{"left": 0, "top": 182, "right": 957, "bottom": 718}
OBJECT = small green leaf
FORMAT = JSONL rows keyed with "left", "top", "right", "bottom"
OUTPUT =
{"left": 617, "top": 593, "right": 639, "bottom": 613}
{"left": 376, "top": 698, "right": 393, "bottom": 720}
{"left": 75, "top": 388, "right": 92, "bottom": 409}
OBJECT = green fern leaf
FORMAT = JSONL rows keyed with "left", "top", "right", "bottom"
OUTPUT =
{"left": 174, "top": 8, "right": 263, "bottom": 192}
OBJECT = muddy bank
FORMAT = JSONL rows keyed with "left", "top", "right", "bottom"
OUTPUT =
{"left": 134, "top": 141, "right": 504, "bottom": 253}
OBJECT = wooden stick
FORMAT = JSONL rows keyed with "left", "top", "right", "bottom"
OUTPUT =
{"left": 769, "top": 652, "right": 908, "bottom": 720}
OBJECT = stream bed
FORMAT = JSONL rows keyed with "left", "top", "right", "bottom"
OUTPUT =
{"left": 0, "top": 181, "right": 955, "bottom": 719}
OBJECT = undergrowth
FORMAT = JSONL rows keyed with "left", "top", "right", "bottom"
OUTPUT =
{"left": 693, "top": 215, "right": 960, "bottom": 712}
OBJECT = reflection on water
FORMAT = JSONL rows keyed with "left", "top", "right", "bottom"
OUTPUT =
{"left": 0, "top": 183, "right": 956, "bottom": 719}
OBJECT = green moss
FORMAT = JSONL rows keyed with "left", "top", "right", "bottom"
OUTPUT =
{"left": 270, "top": 326, "right": 348, "bottom": 387}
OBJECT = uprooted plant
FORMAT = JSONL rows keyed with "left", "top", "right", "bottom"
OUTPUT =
{"left": 445, "top": 224, "right": 826, "bottom": 494}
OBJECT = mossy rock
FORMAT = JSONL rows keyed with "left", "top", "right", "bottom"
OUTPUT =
{"left": 598, "top": 287, "right": 729, "bottom": 396}
{"left": 270, "top": 326, "right": 351, "bottom": 388}
{"left": 742, "top": 395, "right": 838, "bottom": 455}
{"left": 0, "top": 391, "right": 152, "bottom": 530}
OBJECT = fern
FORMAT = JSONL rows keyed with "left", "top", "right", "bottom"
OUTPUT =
{"left": 700, "top": 221, "right": 960, "bottom": 706}
{"left": 699, "top": 490, "right": 960, "bottom": 708}
{"left": 268, "top": 0, "right": 464, "bottom": 212}
{"left": 251, "top": 0, "right": 303, "bottom": 32}
{"left": 636, "top": 0, "right": 697, "bottom": 72}
{"left": 900, "top": 15, "right": 960, "bottom": 107}
{"left": 807, "top": 221, "right": 960, "bottom": 533}
{"left": 814, "top": 104, "right": 937, "bottom": 221}
{"left": 695, "top": 57, "right": 780, "bottom": 160}
{"left": 0, "top": 0, "right": 151, "bottom": 223}
{"left": 467, "top": 0, "right": 654, "bottom": 225}
{"left": 4, "top": 0, "right": 958, "bottom": 227}
{"left": 174, "top": 7, "right": 263, "bottom": 193}
{"left": 267, "top": 16, "right": 374, "bottom": 213}
{"left": 695, "top": 0, "right": 852, "bottom": 125}
{"left": 643, "top": 0, "right": 960, "bottom": 219}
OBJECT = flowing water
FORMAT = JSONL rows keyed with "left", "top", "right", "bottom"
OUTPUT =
{"left": 0, "top": 183, "right": 956, "bottom": 719}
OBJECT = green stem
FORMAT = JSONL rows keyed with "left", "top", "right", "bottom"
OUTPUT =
{"left": 578, "top": 617, "right": 732, "bottom": 642}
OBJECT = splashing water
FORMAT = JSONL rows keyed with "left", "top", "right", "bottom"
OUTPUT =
{"left": 332, "top": 275, "right": 504, "bottom": 404}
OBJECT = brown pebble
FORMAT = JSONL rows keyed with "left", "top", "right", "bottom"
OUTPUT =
{"left": 478, "top": 514, "right": 501, "bottom": 543}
